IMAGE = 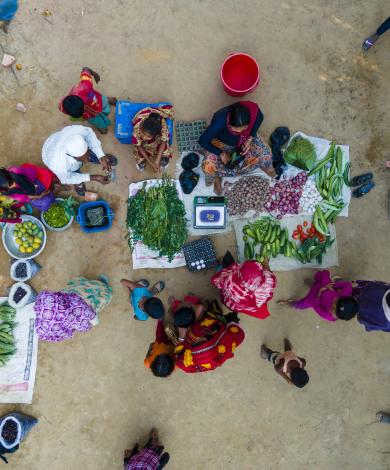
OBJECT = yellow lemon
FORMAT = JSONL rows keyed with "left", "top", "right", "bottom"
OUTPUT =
{"left": 15, "top": 238, "right": 22, "bottom": 246}
{"left": 19, "top": 246, "right": 26, "bottom": 253}
{"left": 33, "top": 237, "right": 42, "bottom": 244}
{"left": 32, "top": 243, "right": 39, "bottom": 250}
{"left": 26, "top": 247, "right": 33, "bottom": 253}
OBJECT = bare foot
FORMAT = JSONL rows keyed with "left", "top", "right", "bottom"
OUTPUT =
{"left": 276, "top": 299, "right": 295, "bottom": 306}
{"left": 108, "top": 97, "right": 117, "bottom": 106}
{"left": 149, "top": 428, "right": 159, "bottom": 447}
{"left": 214, "top": 177, "right": 223, "bottom": 195}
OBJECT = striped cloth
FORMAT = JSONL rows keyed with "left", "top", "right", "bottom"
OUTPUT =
{"left": 212, "top": 261, "right": 276, "bottom": 319}
{"left": 125, "top": 449, "right": 160, "bottom": 470}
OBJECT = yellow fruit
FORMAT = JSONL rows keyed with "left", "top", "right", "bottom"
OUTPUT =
{"left": 26, "top": 247, "right": 33, "bottom": 253}
{"left": 33, "top": 237, "right": 42, "bottom": 244}
{"left": 19, "top": 246, "right": 26, "bottom": 253}
{"left": 32, "top": 243, "right": 39, "bottom": 250}
{"left": 15, "top": 238, "right": 22, "bottom": 245}
{"left": 23, "top": 241, "right": 29, "bottom": 248}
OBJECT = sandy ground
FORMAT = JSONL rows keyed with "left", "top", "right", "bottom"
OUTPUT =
{"left": 0, "top": 1, "right": 390, "bottom": 469}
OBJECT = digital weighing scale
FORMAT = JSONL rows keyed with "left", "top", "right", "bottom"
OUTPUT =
{"left": 193, "top": 196, "right": 227, "bottom": 229}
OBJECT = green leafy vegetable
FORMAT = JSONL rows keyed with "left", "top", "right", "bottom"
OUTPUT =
{"left": 285, "top": 136, "right": 317, "bottom": 171}
{"left": 126, "top": 176, "right": 188, "bottom": 262}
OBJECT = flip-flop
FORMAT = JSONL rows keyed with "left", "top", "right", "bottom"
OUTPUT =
{"left": 99, "top": 274, "right": 110, "bottom": 285}
{"left": 376, "top": 412, "right": 390, "bottom": 423}
{"left": 106, "top": 154, "right": 118, "bottom": 166}
{"left": 362, "top": 36, "right": 377, "bottom": 51}
{"left": 137, "top": 279, "right": 150, "bottom": 288}
{"left": 150, "top": 281, "right": 165, "bottom": 295}
{"left": 352, "top": 181, "right": 375, "bottom": 198}
{"left": 349, "top": 172, "right": 373, "bottom": 187}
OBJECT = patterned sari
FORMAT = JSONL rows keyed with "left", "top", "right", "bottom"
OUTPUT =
{"left": 131, "top": 105, "right": 174, "bottom": 166}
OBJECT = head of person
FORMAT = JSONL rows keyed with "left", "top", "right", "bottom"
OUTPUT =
{"left": 144, "top": 297, "right": 165, "bottom": 319}
{"left": 150, "top": 353, "right": 175, "bottom": 378}
{"left": 142, "top": 113, "right": 162, "bottom": 139}
{"left": 291, "top": 367, "right": 309, "bottom": 388}
{"left": 173, "top": 307, "right": 195, "bottom": 328}
{"left": 62, "top": 95, "right": 85, "bottom": 118}
{"left": 65, "top": 134, "right": 89, "bottom": 160}
{"left": 335, "top": 296, "right": 358, "bottom": 321}
{"left": 229, "top": 102, "right": 250, "bottom": 132}
{"left": 0, "top": 168, "right": 14, "bottom": 191}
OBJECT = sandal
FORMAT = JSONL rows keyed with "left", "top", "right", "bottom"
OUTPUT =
{"left": 349, "top": 172, "right": 373, "bottom": 187}
{"left": 106, "top": 154, "right": 118, "bottom": 166}
{"left": 74, "top": 183, "right": 86, "bottom": 196}
{"left": 136, "top": 161, "right": 146, "bottom": 172}
{"left": 352, "top": 181, "right": 375, "bottom": 198}
{"left": 362, "top": 34, "right": 378, "bottom": 51}
{"left": 377, "top": 412, "right": 390, "bottom": 423}
{"left": 150, "top": 281, "right": 165, "bottom": 295}
{"left": 160, "top": 157, "right": 170, "bottom": 168}
{"left": 137, "top": 279, "right": 150, "bottom": 288}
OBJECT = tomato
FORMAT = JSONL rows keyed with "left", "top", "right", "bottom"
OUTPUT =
{"left": 319, "top": 235, "right": 326, "bottom": 242}
{"left": 297, "top": 225, "right": 303, "bottom": 232}
{"left": 292, "top": 233, "right": 300, "bottom": 240}
{"left": 303, "top": 221, "right": 308, "bottom": 227}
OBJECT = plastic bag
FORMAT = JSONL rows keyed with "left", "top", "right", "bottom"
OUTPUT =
{"left": 8, "top": 282, "right": 37, "bottom": 309}
{"left": 10, "top": 259, "right": 41, "bottom": 282}
{"left": 0, "top": 413, "right": 38, "bottom": 450}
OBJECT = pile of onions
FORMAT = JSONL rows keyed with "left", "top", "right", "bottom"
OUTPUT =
{"left": 264, "top": 172, "right": 307, "bottom": 218}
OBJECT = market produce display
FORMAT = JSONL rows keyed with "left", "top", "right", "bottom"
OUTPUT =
{"left": 42, "top": 197, "right": 77, "bottom": 229}
{"left": 0, "top": 304, "right": 17, "bottom": 366}
{"left": 242, "top": 216, "right": 335, "bottom": 265}
{"left": 224, "top": 176, "right": 269, "bottom": 217}
{"left": 284, "top": 136, "right": 316, "bottom": 170}
{"left": 12, "top": 221, "right": 44, "bottom": 254}
{"left": 264, "top": 172, "right": 307, "bottom": 218}
{"left": 299, "top": 179, "right": 322, "bottom": 214}
{"left": 127, "top": 176, "right": 188, "bottom": 262}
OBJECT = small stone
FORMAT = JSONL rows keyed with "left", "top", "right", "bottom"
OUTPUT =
{"left": 2, "top": 54, "right": 15, "bottom": 68}
{"left": 15, "top": 63, "right": 22, "bottom": 70}
{"left": 16, "top": 103, "right": 27, "bottom": 113}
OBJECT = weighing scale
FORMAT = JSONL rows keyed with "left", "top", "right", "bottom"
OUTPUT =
{"left": 193, "top": 196, "right": 227, "bottom": 229}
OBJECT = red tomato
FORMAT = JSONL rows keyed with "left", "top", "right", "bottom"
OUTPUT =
{"left": 293, "top": 233, "right": 299, "bottom": 240}
{"left": 297, "top": 225, "right": 303, "bottom": 232}
{"left": 301, "top": 233, "right": 308, "bottom": 240}
{"left": 303, "top": 221, "right": 308, "bottom": 227}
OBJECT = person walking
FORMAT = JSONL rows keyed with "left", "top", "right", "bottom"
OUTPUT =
{"left": 59, "top": 67, "right": 117, "bottom": 134}
{"left": 42, "top": 125, "right": 117, "bottom": 196}
{"left": 124, "top": 428, "right": 170, "bottom": 469}
{"left": 261, "top": 338, "right": 309, "bottom": 388}
{"left": 362, "top": 17, "right": 390, "bottom": 50}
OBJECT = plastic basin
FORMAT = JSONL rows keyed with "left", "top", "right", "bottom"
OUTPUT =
{"left": 76, "top": 200, "right": 114, "bottom": 233}
{"left": 2, "top": 215, "right": 47, "bottom": 260}
{"left": 221, "top": 53, "right": 260, "bottom": 97}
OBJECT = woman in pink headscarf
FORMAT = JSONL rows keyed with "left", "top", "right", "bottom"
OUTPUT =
{"left": 211, "top": 256, "right": 276, "bottom": 319}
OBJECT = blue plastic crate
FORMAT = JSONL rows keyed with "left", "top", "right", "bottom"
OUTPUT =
{"left": 76, "top": 200, "right": 114, "bottom": 233}
{"left": 115, "top": 101, "right": 174, "bottom": 145}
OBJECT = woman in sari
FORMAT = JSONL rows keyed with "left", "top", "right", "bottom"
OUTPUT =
{"left": 131, "top": 105, "right": 174, "bottom": 173}
{"left": 211, "top": 258, "right": 276, "bottom": 320}
{"left": 34, "top": 275, "right": 113, "bottom": 342}
{"left": 199, "top": 101, "right": 274, "bottom": 194}
{"left": 0, "top": 164, "right": 57, "bottom": 212}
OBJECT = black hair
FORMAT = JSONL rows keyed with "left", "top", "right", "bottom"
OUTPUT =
{"left": 62, "top": 95, "right": 85, "bottom": 118}
{"left": 229, "top": 102, "right": 250, "bottom": 127}
{"left": 335, "top": 297, "right": 358, "bottom": 321}
{"left": 144, "top": 297, "right": 165, "bottom": 319}
{"left": 142, "top": 113, "right": 162, "bottom": 137}
{"left": 174, "top": 307, "right": 195, "bottom": 328}
{"left": 150, "top": 354, "right": 174, "bottom": 378}
{"left": 291, "top": 367, "right": 309, "bottom": 388}
{"left": 0, "top": 168, "right": 36, "bottom": 195}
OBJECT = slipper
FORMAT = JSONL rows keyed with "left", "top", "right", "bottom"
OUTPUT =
{"left": 137, "top": 279, "right": 150, "bottom": 288}
{"left": 160, "top": 157, "right": 170, "bottom": 168}
{"left": 150, "top": 281, "right": 165, "bottom": 295}
{"left": 106, "top": 154, "right": 118, "bottom": 166}
{"left": 349, "top": 172, "right": 373, "bottom": 187}
{"left": 362, "top": 36, "right": 377, "bottom": 51}
{"left": 376, "top": 412, "right": 390, "bottom": 424}
{"left": 136, "top": 162, "right": 145, "bottom": 172}
{"left": 352, "top": 181, "right": 375, "bottom": 198}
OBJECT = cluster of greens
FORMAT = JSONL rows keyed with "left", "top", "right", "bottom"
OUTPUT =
{"left": 126, "top": 176, "right": 188, "bottom": 262}
{"left": 284, "top": 136, "right": 316, "bottom": 171}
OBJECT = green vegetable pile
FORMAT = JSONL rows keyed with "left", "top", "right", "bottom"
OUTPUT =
{"left": 43, "top": 197, "right": 78, "bottom": 228}
{"left": 284, "top": 136, "right": 317, "bottom": 171}
{"left": 126, "top": 176, "right": 188, "bottom": 262}
{"left": 0, "top": 304, "right": 17, "bottom": 366}
{"left": 243, "top": 216, "right": 335, "bottom": 265}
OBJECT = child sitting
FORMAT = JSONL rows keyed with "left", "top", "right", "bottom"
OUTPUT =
{"left": 121, "top": 279, "right": 165, "bottom": 321}
{"left": 131, "top": 105, "right": 174, "bottom": 173}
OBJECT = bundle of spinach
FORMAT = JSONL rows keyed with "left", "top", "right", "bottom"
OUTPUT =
{"left": 126, "top": 176, "right": 188, "bottom": 262}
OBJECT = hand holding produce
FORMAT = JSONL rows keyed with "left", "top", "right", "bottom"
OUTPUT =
{"left": 13, "top": 221, "right": 43, "bottom": 254}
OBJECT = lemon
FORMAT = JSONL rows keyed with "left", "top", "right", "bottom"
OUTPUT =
{"left": 33, "top": 237, "right": 42, "bottom": 244}
{"left": 19, "top": 246, "right": 26, "bottom": 253}
{"left": 26, "top": 247, "right": 33, "bottom": 253}
{"left": 15, "top": 238, "right": 22, "bottom": 245}
{"left": 32, "top": 243, "right": 39, "bottom": 250}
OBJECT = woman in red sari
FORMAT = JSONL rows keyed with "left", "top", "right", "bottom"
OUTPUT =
{"left": 211, "top": 257, "right": 276, "bottom": 320}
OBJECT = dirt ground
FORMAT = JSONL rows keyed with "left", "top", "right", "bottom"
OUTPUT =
{"left": 0, "top": 1, "right": 389, "bottom": 469}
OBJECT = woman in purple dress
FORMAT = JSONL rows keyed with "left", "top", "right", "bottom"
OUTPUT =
{"left": 278, "top": 270, "right": 390, "bottom": 332}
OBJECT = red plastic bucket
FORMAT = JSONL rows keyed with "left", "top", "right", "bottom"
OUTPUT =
{"left": 220, "top": 53, "right": 260, "bottom": 97}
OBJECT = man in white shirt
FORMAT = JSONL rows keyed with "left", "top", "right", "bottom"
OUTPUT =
{"left": 42, "top": 125, "right": 118, "bottom": 195}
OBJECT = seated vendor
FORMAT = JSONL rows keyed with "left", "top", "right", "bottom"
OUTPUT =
{"left": 131, "top": 105, "right": 175, "bottom": 173}
{"left": 199, "top": 101, "right": 275, "bottom": 194}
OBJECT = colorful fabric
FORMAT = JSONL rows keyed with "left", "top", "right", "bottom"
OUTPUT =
{"left": 87, "top": 95, "right": 111, "bottom": 130}
{"left": 59, "top": 69, "right": 103, "bottom": 120}
{"left": 144, "top": 321, "right": 174, "bottom": 368}
{"left": 0, "top": 195, "right": 22, "bottom": 223}
{"left": 0, "top": 0, "right": 18, "bottom": 21}
{"left": 293, "top": 270, "right": 353, "bottom": 322}
{"left": 212, "top": 261, "right": 276, "bottom": 319}
{"left": 353, "top": 280, "right": 390, "bottom": 332}
{"left": 63, "top": 277, "right": 113, "bottom": 317}
{"left": 131, "top": 105, "right": 174, "bottom": 165}
{"left": 174, "top": 313, "right": 245, "bottom": 373}
{"left": 226, "top": 101, "right": 260, "bottom": 147}
{"left": 201, "top": 136, "right": 272, "bottom": 180}
{"left": 125, "top": 448, "right": 160, "bottom": 470}
{"left": 130, "top": 287, "right": 152, "bottom": 321}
